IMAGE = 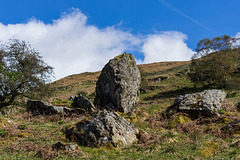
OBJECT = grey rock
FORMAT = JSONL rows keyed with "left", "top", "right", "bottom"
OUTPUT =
{"left": 221, "top": 119, "right": 240, "bottom": 135}
{"left": 173, "top": 89, "right": 226, "bottom": 119}
{"left": 94, "top": 53, "right": 141, "bottom": 113}
{"left": 69, "top": 96, "right": 74, "bottom": 101}
{"left": 64, "top": 144, "right": 76, "bottom": 151}
{"left": 73, "top": 94, "right": 95, "bottom": 112}
{"left": 65, "top": 109, "right": 139, "bottom": 147}
{"left": 52, "top": 142, "right": 64, "bottom": 151}
{"left": 153, "top": 76, "right": 169, "bottom": 83}
{"left": 237, "top": 101, "right": 240, "bottom": 111}
{"left": 52, "top": 142, "right": 76, "bottom": 151}
{"left": 27, "top": 100, "right": 83, "bottom": 116}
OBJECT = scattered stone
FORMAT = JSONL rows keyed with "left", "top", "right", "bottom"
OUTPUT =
{"left": 65, "top": 109, "right": 139, "bottom": 147}
{"left": 18, "top": 132, "right": 32, "bottom": 138}
{"left": 137, "top": 129, "right": 151, "bottom": 144}
{"left": 69, "top": 96, "right": 74, "bottom": 101}
{"left": 221, "top": 119, "right": 240, "bottom": 135}
{"left": 64, "top": 144, "right": 76, "bottom": 151}
{"left": 175, "top": 69, "right": 190, "bottom": 77}
{"left": 27, "top": 100, "right": 83, "bottom": 116}
{"left": 175, "top": 73, "right": 182, "bottom": 77}
{"left": 52, "top": 142, "right": 76, "bottom": 151}
{"left": 172, "top": 89, "right": 226, "bottom": 119}
{"left": 152, "top": 76, "right": 169, "bottom": 83}
{"left": 94, "top": 53, "right": 141, "bottom": 113}
{"left": 73, "top": 94, "right": 95, "bottom": 112}
{"left": 237, "top": 101, "right": 240, "bottom": 111}
{"left": 147, "top": 85, "right": 164, "bottom": 91}
{"left": 230, "top": 139, "right": 240, "bottom": 148}
{"left": 52, "top": 142, "right": 64, "bottom": 151}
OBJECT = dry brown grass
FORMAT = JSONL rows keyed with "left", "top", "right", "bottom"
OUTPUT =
{"left": 138, "top": 61, "right": 191, "bottom": 74}
{"left": 52, "top": 71, "right": 100, "bottom": 88}
{"left": 0, "top": 110, "right": 88, "bottom": 159}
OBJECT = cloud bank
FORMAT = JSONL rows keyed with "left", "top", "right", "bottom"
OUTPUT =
{"left": 0, "top": 9, "right": 193, "bottom": 80}
{"left": 142, "top": 31, "right": 193, "bottom": 63}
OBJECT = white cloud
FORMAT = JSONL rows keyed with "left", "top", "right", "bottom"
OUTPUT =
{"left": 0, "top": 9, "right": 140, "bottom": 80}
{"left": 141, "top": 31, "right": 193, "bottom": 63}
{"left": 0, "top": 9, "right": 194, "bottom": 80}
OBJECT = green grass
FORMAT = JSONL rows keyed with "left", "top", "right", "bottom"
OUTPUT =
{"left": 0, "top": 62, "right": 239, "bottom": 159}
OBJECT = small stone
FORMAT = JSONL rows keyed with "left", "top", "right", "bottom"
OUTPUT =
{"left": 73, "top": 94, "right": 95, "bottom": 112}
{"left": 52, "top": 142, "right": 76, "bottom": 151}
{"left": 52, "top": 142, "right": 64, "bottom": 151}
{"left": 221, "top": 120, "right": 240, "bottom": 135}
{"left": 64, "top": 144, "right": 76, "bottom": 151}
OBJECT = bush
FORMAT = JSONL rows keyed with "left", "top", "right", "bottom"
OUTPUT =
{"left": 190, "top": 35, "right": 240, "bottom": 89}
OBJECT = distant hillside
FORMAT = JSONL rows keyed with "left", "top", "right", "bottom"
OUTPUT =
{"left": 50, "top": 61, "right": 191, "bottom": 100}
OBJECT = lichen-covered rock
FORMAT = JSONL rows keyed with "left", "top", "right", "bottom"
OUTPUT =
{"left": 65, "top": 110, "right": 139, "bottom": 147}
{"left": 73, "top": 94, "right": 95, "bottom": 112}
{"left": 27, "top": 100, "right": 83, "bottom": 116}
{"left": 173, "top": 89, "right": 226, "bottom": 119}
{"left": 94, "top": 53, "right": 141, "bottom": 113}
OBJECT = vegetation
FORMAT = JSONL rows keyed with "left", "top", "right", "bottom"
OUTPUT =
{"left": 0, "top": 39, "right": 54, "bottom": 109}
{"left": 0, "top": 37, "right": 239, "bottom": 159}
{"left": 190, "top": 35, "right": 240, "bottom": 89}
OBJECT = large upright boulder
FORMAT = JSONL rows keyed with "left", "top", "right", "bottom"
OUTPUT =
{"left": 94, "top": 53, "right": 141, "bottom": 113}
{"left": 172, "top": 89, "right": 226, "bottom": 119}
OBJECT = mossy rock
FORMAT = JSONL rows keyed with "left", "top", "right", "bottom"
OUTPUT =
{"left": 199, "top": 141, "right": 219, "bottom": 158}
{"left": 117, "top": 112, "right": 138, "bottom": 124}
{"left": 168, "top": 114, "right": 191, "bottom": 128}
{"left": 18, "top": 132, "right": 32, "bottom": 138}
{"left": 114, "top": 52, "right": 133, "bottom": 62}
{"left": 0, "top": 117, "right": 13, "bottom": 128}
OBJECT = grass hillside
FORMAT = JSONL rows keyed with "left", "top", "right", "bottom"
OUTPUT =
{"left": 0, "top": 60, "right": 239, "bottom": 159}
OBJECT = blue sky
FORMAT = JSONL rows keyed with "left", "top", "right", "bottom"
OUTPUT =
{"left": 0, "top": 0, "right": 240, "bottom": 79}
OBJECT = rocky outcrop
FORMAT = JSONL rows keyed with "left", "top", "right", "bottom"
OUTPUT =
{"left": 65, "top": 110, "right": 139, "bottom": 147}
{"left": 27, "top": 100, "right": 82, "bottom": 116}
{"left": 172, "top": 89, "right": 226, "bottom": 119}
{"left": 73, "top": 94, "right": 95, "bottom": 112}
{"left": 94, "top": 53, "right": 141, "bottom": 113}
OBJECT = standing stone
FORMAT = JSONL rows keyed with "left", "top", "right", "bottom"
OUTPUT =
{"left": 94, "top": 53, "right": 141, "bottom": 113}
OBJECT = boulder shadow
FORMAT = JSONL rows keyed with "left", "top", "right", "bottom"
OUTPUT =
{"left": 143, "top": 85, "right": 212, "bottom": 101}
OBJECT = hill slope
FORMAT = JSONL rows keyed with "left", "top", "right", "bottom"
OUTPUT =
{"left": 0, "top": 60, "right": 239, "bottom": 159}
